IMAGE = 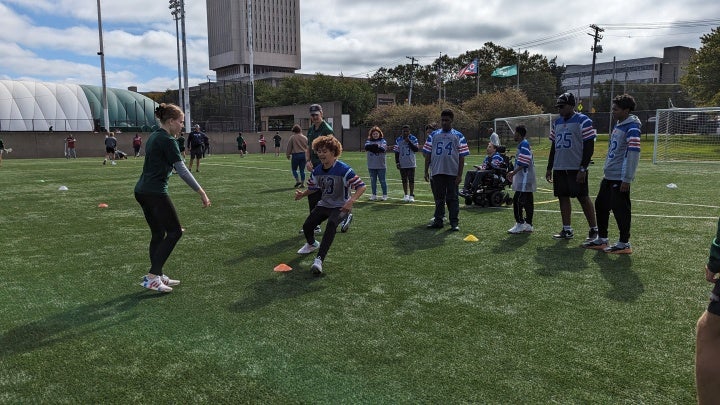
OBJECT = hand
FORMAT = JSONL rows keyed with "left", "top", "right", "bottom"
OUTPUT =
{"left": 576, "top": 170, "right": 587, "bottom": 184}
{"left": 545, "top": 170, "right": 553, "bottom": 183}
{"left": 619, "top": 182, "right": 630, "bottom": 192}
{"left": 286, "top": 155, "right": 290, "bottom": 160}
{"left": 305, "top": 161, "right": 314, "bottom": 171}
{"left": 396, "top": 163, "right": 401, "bottom": 170}
{"left": 506, "top": 171, "right": 514, "bottom": 182}
{"left": 200, "top": 191, "right": 211, "bottom": 207}
{"left": 455, "top": 175, "right": 462, "bottom": 186}
{"left": 424, "top": 172, "right": 430, "bottom": 182}
{"left": 341, "top": 199, "right": 354, "bottom": 212}
{"left": 294, "top": 189, "right": 305, "bottom": 200}
{"left": 706, "top": 265, "right": 718, "bottom": 283}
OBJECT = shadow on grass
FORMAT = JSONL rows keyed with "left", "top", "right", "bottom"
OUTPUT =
{"left": 391, "top": 223, "right": 452, "bottom": 255}
{"left": 533, "top": 240, "right": 590, "bottom": 276}
{"left": 592, "top": 252, "right": 643, "bottom": 302}
{"left": 225, "top": 237, "right": 300, "bottom": 267}
{"left": 257, "top": 187, "right": 294, "bottom": 195}
{"left": 0, "top": 292, "right": 162, "bottom": 358}
{"left": 491, "top": 232, "right": 532, "bottom": 253}
{"left": 228, "top": 256, "right": 324, "bottom": 312}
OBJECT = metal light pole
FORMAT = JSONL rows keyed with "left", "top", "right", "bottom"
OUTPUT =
{"left": 406, "top": 56, "right": 416, "bottom": 105}
{"left": 248, "top": 0, "right": 255, "bottom": 131}
{"left": 169, "top": 0, "right": 191, "bottom": 130}
{"left": 170, "top": 2, "right": 183, "bottom": 109}
{"left": 96, "top": 0, "right": 110, "bottom": 132}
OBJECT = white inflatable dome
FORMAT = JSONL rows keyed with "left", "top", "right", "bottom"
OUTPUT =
{"left": 0, "top": 80, "right": 94, "bottom": 131}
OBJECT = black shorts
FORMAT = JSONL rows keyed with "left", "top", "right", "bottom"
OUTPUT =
{"left": 553, "top": 170, "right": 589, "bottom": 198}
{"left": 190, "top": 147, "right": 203, "bottom": 159}
{"left": 708, "top": 280, "right": 720, "bottom": 316}
{"left": 106, "top": 146, "right": 115, "bottom": 154}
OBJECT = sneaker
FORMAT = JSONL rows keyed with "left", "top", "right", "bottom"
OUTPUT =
{"left": 141, "top": 275, "right": 172, "bottom": 292}
{"left": 311, "top": 257, "right": 324, "bottom": 276}
{"left": 427, "top": 220, "right": 443, "bottom": 229}
{"left": 102, "top": 160, "right": 106, "bottom": 165}
{"left": 160, "top": 274, "right": 180, "bottom": 286}
{"left": 582, "top": 238, "right": 608, "bottom": 250}
{"left": 604, "top": 242, "right": 632, "bottom": 254}
{"left": 450, "top": 224, "right": 460, "bottom": 232}
{"left": 294, "top": 182, "right": 301, "bottom": 188}
{"left": 508, "top": 223, "right": 524, "bottom": 234}
{"left": 314, "top": 225, "right": 322, "bottom": 234}
{"left": 111, "top": 161, "right": 117, "bottom": 166}
{"left": 586, "top": 229, "right": 599, "bottom": 242}
{"left": 297, "top": 240, "right": 319, "bottom": 254}
{"left": 369, "top": 195, "right": 377, "bottom": 201}
{"left": 552, "top": 229, "right": 574, "bottom": 239}
{"left": 408, "top": 195, "right": 415, "bottom": 202}
{"left": 403, "top": 195, "right": 410, "bottom": 202}
{"left": 381, "top": 195, "right": 388, "bottom": 201}
{"left": 340, "top": 213, "right": 353, "bottom": 233}
{"left": 522, "top": 223, "right": 534, "bottom": 233}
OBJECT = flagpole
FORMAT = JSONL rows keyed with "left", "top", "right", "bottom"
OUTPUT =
{"left": 516, "top": 52, "right": 520, "bottom": 89}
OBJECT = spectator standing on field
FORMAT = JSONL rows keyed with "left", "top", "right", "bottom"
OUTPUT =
{"left": 286, "top": 124, "right": 308, "bottom": 188}
{"left": 506, "top": 124, "right": 536, "bottom": 234}
{"left": 487, "top": 127, "right": 501, "bottom": 147}
{"left": 103, "top": 131, "right": 118, "bottom": 165}
{"left": 545, "top": 92, "right": 598, "bottom": 241}
{"left": 303, "top": 104, "right": 335, "bottom": 234}
{"left": 237, "top": 132, "right": 247, "bottom": 157}
{"left": 423, "top": 109, "right": 469, "bottom": 232}
{"left": 365, "top": 126, "right": 388, "bottom": 201}
{"left": 273, "top": 131, "right": 282, "bottom": 156}
{"left": 65, "top": 133, "right": 77, "bottom": 159}
{"left": 135, "top": 103, "right": 210, "bottom": 293}
{"left": 582, "top": 94, "right": 641, "bottom": 254}
{"left": 0, "top": 138, "right": 6, "bottom": 166}
{"left": 259, "top": 133, "right": 267, "bottom": 154}
{"left": 132, "top": 133, "right": 142, "bottom": 157}
{"left": 394, "top": 124, "right": 419, "bottom": 202}
{"left": 187, "top": 125, "right": 205, "bottom": 172}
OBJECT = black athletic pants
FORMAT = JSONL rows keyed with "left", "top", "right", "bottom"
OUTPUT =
{"left": 303, "top": 205, "right": 342, "bottom": 261}
{"left": 594, "top": 178, "right": 631, "bottom": 243}
{"left": 135, "top": 193, "right": 183, "bottom": 275}
{"left": 512, "top": 191, "right": 534, "bottom": 225}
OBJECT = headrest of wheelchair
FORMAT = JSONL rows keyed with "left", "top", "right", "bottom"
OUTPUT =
{"left": 496, "top": 145, "right": 507, "bottom": 154}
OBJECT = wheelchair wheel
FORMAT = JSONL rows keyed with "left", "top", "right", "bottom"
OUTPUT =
{"left": 474, "top": 194, "right": 488, "bottom": 207}
{"left": 464, "top": 197, "right": 473, "bottom": 206}
{"left": 504, "top": 192, "right": 513, "bottom": 205}
{"left": 490, "top": 191, "right": 504, "bottom": 207}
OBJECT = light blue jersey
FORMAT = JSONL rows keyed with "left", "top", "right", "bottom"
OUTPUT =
{"left": 511, "top": 138, "right": 537, "bottom": 193}
{"left": 308, "top": 160, "right": 365, "bottom": 209}
{"left": 549, "top": 112, "right": 596, "bottom": 170}
{"left": 393, "top": 135, "right": 419, "bottom": 168}
{"left": 365, "top": 138, "right": 387, "bottom": 170}
{"left": 422, "top": 128, "right": 470, "bottom": 176}
{"left": 604, "top": 115, "right": 641, "bottom": 183}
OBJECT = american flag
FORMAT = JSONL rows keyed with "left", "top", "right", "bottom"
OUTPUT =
{"left": 456, "top": 59, "right": 478, "bottom": 78}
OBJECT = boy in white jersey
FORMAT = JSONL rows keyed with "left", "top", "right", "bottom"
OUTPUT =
{"left": 295, "top": 135, "right": 366, "bottom": 275}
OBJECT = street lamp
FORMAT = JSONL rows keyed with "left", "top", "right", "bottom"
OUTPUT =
{"left": 96, "top": 0, "right": 110, "bottom": 132}
{"left": 170, "top": 2, "right": 183, "bottom": 109}
{"left": 169, "top": 0, "right": 191, "bottom": 131}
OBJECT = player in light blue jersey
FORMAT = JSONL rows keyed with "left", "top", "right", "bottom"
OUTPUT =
{"left": 506, "top": 125, "right": 536, "bottom": 234}
{"left": 295, "top": 135, "right": 366, "bottom": 276}
{"left": 546, "top": 92, "right": 598, "bottom": 241}
{"left": 582, "top": 94, "right": 641, "bottom": 254}
{"left": 423, "top": 109, "right": 470, "bottom": 231}
{"left": 365, "top": 126, "right": 388, "bottom": 201}
{"left": 394, "top": 125, "right": 420, "bottom": 202}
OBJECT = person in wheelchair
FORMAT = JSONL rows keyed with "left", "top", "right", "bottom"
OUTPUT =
{"left": 460, "top": 142, "right": 507, "bottom": 197}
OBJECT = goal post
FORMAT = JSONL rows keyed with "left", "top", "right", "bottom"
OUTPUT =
{"left": 493, "top": 113, "right": 554, "bottom": 145}
{"left": 652, "top": 107, "right": 720, "bottom": 164}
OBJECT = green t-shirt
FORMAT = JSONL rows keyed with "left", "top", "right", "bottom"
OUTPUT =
{"left": 307, "top": 121, "right": 334, "bottom": 165}
{"left": 237, "top": 135, "right": 246, "bottom": 147}
{"left": 134, "top": 128, "right": 183, "bottom": 195}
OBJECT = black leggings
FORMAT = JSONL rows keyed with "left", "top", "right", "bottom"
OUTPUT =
{"left": 135, "top": 193, "right": 183, "bottom": 275}
{"left": 512, "top": 191, "right": 534, "bottom": 225}
{"left": 303, "top": 205, "right": 342, "bottom": 260}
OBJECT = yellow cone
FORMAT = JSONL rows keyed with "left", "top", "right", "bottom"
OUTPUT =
{"left": 464, "top": 234, "right": 479, "bottom": 242}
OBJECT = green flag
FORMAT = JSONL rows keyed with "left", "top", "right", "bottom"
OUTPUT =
{"left": 491, "top": 64, "right": 517, "bottom": 78}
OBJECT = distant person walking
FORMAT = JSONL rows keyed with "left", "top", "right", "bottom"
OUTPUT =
{"left": 135, "top": 103, "right": 210, "bottom": 293}
{"left": 132, "top": 133, "right": 142, "bottom": 157}
{"left": 187, "top": 125, "right": 205, "bottom": 172}
{"left": 237, "top": 132, "right": 247, "bottom": 157}
{"left": 259, "top": 133, "right": 267, "bottom": 154}
{"left": 273, "top": 131, "right": 282, "bottom": 156}
{"left": 65, "top": 133, "right": 77, "bottom": 159}
{"left": 286, "top": 124, "right": 308, "bottom": 187}
{"left": 103, "top": 131, "right": 118, "bottom": 165}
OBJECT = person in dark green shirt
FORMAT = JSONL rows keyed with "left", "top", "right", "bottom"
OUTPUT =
{"left": 237, "top": 132, "right": 247, "bottom": 157}
{"left": 302, "top": 104, "right": 335, "bottom": 234}
{"left": 135, "top": 103, "right": 211, "bottom": 293}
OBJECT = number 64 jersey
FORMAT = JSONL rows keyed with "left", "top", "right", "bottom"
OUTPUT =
{"left": 422, "top": 128, "right": 470, "bottom": 176}
{"left": 307, "top": 160, "right": 365, "bottom": 209}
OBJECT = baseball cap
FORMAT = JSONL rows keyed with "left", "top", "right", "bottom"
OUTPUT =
{"left": 309, "top": 104, "right": 322, "bottom": 114}
{"left": 555, "top": 92, "right": 576, "bottom": 107}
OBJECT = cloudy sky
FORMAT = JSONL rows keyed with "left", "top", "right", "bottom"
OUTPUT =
{"left": 0, "top": 0, "right": 718, "bottom": 92}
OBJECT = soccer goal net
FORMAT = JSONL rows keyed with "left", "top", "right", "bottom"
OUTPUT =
{"left": 652, "top": 107, "right": 720, "bottom": 163}
{"left": 493, "top": 113, "right": 554, "bottom": 145}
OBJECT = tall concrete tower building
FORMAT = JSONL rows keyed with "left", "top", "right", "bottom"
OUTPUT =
{"left": 206, "top": 0, "right": 301, "bottom": 81}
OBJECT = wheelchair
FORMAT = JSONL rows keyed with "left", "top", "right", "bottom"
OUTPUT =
{"left": 459, "top": 147, "right": 514, "bottom": 208}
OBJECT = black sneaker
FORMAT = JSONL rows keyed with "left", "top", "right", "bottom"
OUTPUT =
{"left": 552, "top": 229, "right": 574, "bottom": 239}
{"left": 427, "top": 220, "right": 443, "bottom": 229}
{"left": 586, "top": 229, "right": 599, "bottom": 242}
{"left": 450, "top": 224, "right": 460, "bottom": 232}
{"left": 340, "top": 213, "right": 353, "bottom": 233}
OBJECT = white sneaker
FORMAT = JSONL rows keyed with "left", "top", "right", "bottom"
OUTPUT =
{"left": 381, "top": 195, "right": 388, "bottom": 201}
{"left": 297, "top": 241, "right": 319, "bottom": 254}
{"left": 160, "top": 274, "right": 180, "bottom": 286}
{"left": 314, "top": 225, "right": 322, "bottom": 234}
{"left": 508, "top": 223, "right": 524, "bottom": 234}
{"left": 311, "top": 257, "right": 323, "bottom": 276}
{"left": 522, "top": 223, "right": 534, "bottom": 233}
{"left": 403, "top": 195, "right": 409, "bottom": 202}
{"left": 111, "top": 161, "right": 117, "bottom": 166}
{"left": 408, "top": 195, "right": 415, "bottom": 202}
{"left": 340, "top": 213, "right": 353, "bottom": 233}
{"left": 141, "top": 275, "right": 172, "bottom": 292}
{"left": 369, "top": 195, "right": 377, "bottom": 201}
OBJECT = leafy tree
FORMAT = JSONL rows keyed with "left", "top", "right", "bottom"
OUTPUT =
{"left": 681, "top": 27, "right": 720, "bottom": 106}
{"left": 461, "top": 88, "right": 543, "bottom": 123}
